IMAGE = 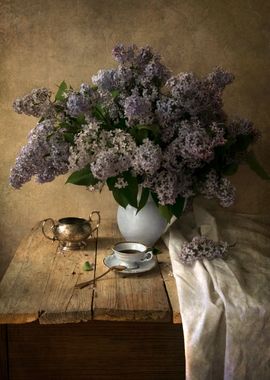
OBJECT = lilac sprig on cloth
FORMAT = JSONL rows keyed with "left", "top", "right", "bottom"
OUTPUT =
{"left": 178, "top": 236, "right": 229, "bottom": 264}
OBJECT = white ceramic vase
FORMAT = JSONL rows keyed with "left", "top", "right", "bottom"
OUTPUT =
{"left": 117, "top": 194, "right": 168, "bottom": 247}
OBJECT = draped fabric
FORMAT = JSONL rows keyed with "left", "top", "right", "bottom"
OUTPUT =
{"left": 163, "top": 204, "right": 270, "bottom": 380}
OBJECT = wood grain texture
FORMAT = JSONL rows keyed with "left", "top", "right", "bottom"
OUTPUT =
{"left": 0, "top": 220, "right": 180, "bottom": 325}
{"left": 0, "top": 221, "right": 184, "bottom": 378}
{"left": 8, "top": 321, "right": 185, "bottom": 380}
{"left": 38, "top": 237, "right": 96, "bottom": 324}
{"left": 0, "top": 226, "right": 97, "bottom": 324}
{"left": 156, "top": 242, "right": 181, "bottom": 324}
{"left": 93, "top": 220, "right": 172, "bottom": 322}
{"left": 0, "top": 228, "right": 56, "bottom": 323}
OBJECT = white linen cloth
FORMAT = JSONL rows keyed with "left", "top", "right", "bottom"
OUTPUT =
{"left": 163, "top": 203, "right": 270, "bottom": 380}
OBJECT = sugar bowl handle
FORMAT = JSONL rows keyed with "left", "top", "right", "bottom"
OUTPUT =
{"left": 89, "top": 211, "right": 101, "bottom": 234}
{"left": 42, "top": 218, "right": 56, "bottom": 241}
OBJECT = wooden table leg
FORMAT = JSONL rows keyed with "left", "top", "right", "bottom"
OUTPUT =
{"left": 0, "top": 324, "right": 9, "bottom": 380}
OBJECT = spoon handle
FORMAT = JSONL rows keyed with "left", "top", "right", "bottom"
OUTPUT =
{"left": 76, "top": 265, "right": 126, "bottom": 289}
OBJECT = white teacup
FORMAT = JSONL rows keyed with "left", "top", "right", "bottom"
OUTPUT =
{"left": 112, "top": 242, "right": 153, "bottom": 269}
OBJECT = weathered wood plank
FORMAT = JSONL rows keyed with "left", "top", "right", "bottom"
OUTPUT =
{"left": 92, "top": 220, "right": 172, "bottom": 322}
{"left": 156, "top": 242, "right": 181, "bottom": 324}
{"left": 0, "top": 219, "right": 181, "bottom": 325}
{"left": 0, "top": 229, "right": 57, "bottom": 323}
{"left": 0, "top": 227, "right": 96, "bottom": 325}
{"left": 39, "top": 238, "right": 96, "bottom": 324}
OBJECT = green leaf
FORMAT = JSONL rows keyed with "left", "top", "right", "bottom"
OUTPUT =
{"left": 135, "top": 124, "right": 160, "bottom": 137}
{"left": 112, "top": 188, "right": 129, "bottom": 208}
{"left": 82, "top": 261, "right": 94, "bottom": 271}
{"left": 132, "top": 124, "right": 160, "bottom": 144}
{"left": 133, "top": 129, "right": 149, "bottom": 144}
{"left": 55, "top": 81, "right": 67, "bottom": 101}
{"left": 59, "top": 122, "right": 82, "bottom": 135}
{"left": 66, "top": 167, "right": 98, "bottom": 186}
{"left": 158, "top": 205, "right": 173, "bottom": 223}
{"left": 137, "top": 188, "right": 149, "bottom": 213}
{"left": 148, "top": 191, "right": 174, "bottom": 222}
{"left": 63, "top": 132, "right": 75, "bottom": 143}
{"left": 122, "top": 172, "right": 138, "bottom": 208}
{"left": 76, "top": 114, "right": 86, "bottom": 126}
{"left": 59, "top": 121, "right": 71, "bottom": 129}
{"left": 246, "top": 150, "right": 270, "bottom": 180}
{"left": 114, "top": 117, "right": 127, "bottom": 130}
{"left": 152, "top": 247, "right": 161, "bottom": 255}
{"left": 235, "top": 135, "right": 253, "bottom": 151}
{"left": 107, "top": 173, "right": 138, "bottom": 208}
{"left": 111, "top": 90, "right": 120, "bottom": 99}
{"left": 92, "top": 104, "right": 106, "bottom": 119}
{"left": 150, "top": 191, "right": 159, "bottom": 206}
{"left": 169, "top": 196, "right": 185, "bottom": 218}
{"left": 106, "top": 176, "right": 118, "bottom": 191}
{"left": 91, "top": 104, "right": 113, "bottom": 130}
{"left": 222, "top": 163, "right": 239, "bottom": 176}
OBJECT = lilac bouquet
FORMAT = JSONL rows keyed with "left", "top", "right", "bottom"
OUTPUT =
{"left": 10, "top": 44, "right": 268, "bottom": 221}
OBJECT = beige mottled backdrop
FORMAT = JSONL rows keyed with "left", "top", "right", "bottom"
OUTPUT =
{"left": 0, "top": 0, "right": 269, "bottom": 276}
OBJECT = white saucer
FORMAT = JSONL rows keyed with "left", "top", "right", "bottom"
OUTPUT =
{"left": 103, "top": 253, "right": 157, "bottom": 274}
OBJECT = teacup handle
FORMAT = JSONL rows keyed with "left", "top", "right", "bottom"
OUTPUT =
{"left": 141, "top": 251, "right": 153, "bottom": 262}
{"left": 41, "top": 218, "right": 57, "bottom": 241}
{"left": 89, "top": 211, "right": 101, "bottom": 234}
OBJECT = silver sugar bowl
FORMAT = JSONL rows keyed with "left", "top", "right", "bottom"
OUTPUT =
{"left": 41, "top": 211, "right": 100, "bottom": 251}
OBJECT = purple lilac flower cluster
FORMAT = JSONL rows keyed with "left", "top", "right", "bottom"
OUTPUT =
{"left": 13, "top": 88, "right": 54, "bottom": 118}
{"left": 10, "top": 120, "right": 70, "bottom": 189}
{"left": 199, "top": 169, "right": 236, "bottom": 207}
{"left": 178, "top": 236, "right": 228, "bottom": 264}
{"left": 132, "top": 138, "right": 162, "bottom": 176}
{"left": 10, "top": 43, "right": 261, "bottom": 217}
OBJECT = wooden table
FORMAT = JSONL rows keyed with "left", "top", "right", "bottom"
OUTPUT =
{"left": 0, "top": 219, "right": 185, "bottom": 380}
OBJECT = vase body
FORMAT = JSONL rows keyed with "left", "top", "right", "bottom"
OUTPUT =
{"left": 117, "top": 195, "right": 167, "bottom": 247}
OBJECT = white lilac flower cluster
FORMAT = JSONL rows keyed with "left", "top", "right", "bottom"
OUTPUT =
{"left": 10, "top": 44, "right": 262, "bottom": 219}
{"left": 178, "top": 236, "right": 228, "bottom": 264}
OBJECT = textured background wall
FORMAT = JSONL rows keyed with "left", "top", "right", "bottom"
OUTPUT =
{"left": 0, "top": 0, "right": 269, "bottom": 276}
